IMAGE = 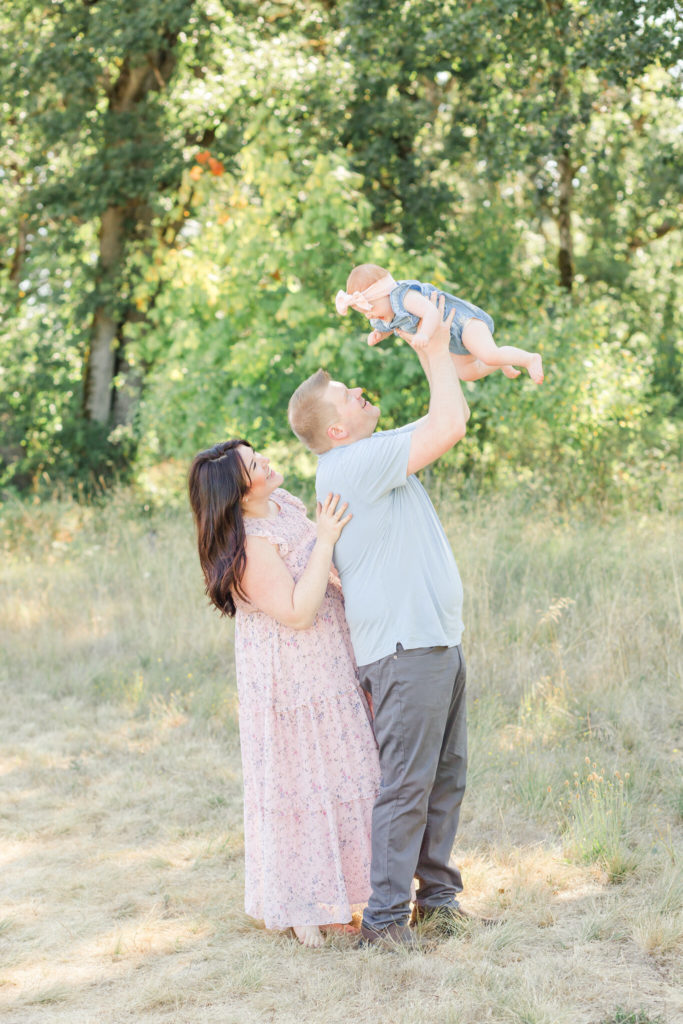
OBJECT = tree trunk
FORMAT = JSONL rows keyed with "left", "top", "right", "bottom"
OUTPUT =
{"left": 557, "top": 142, "right": 574, "bottom": 291}
{"left": 82, "top": 53, "right": 176, "bottom": 426}
{"left": 9, "top": 215, "right": 27, "bottom": 285}
{"left": 83, "top": 205, "right": 126, "bottom": 422}
{"left": 545, "top": 1, "right": 574, "bottom": 292}
{"left": 112, "top": 306, "right": 146, "bottom": 428}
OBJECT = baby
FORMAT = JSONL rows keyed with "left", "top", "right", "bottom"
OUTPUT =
{"left": 335, "top": 263, "right": 544, "bottom": 383}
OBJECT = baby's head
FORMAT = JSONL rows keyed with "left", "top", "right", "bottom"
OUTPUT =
{"left": 346, "top": 263, "right": 387, "bottom": 294}
{"left": 345, "top": 263, "right": 393, "bottom": 320}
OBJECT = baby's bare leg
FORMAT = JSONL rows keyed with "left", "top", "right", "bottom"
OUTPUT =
{"left": 462, "top": 319, "right": 544, "bottom": 383}
{"left": 452, "top": 354, "right": 520, "bottom": 381}
{"left": 452, "top": 354, "right": 498, "bottom": 381}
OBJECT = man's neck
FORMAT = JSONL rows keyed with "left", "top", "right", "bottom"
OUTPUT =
{"left": 323, "top": 430, "right": 377, "bottom": 453}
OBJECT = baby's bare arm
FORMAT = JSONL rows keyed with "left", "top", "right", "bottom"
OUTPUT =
{"left": 367, "top": 328, "right": 394, "bottom": 347}
{"left": 403, "top": 290, "right": 440, "bottom": 344}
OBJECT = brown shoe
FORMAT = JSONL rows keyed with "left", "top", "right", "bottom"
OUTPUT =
{"left": 359, "top": 921, "right": 418, "bottom": 950}
{"left": 411, "top": 904, "right": 500, "bottom": 935}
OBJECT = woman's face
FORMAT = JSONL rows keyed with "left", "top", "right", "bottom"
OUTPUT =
{"left": 237, "top": 445, "right": 283, "bottom": 503}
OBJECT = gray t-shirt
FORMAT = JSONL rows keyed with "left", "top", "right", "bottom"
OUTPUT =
{"left": 316, "top": 424, "right": 464, "bottom": 667}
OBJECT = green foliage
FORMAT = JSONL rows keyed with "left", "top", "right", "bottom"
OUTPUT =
{"left": 556, "top": 758, "right": 635, "bottom": 880}
{"left": 457, "top": 296, "right": 678, "bottom": 504}
{"left": 340, "top": 0, "right": 458, "bottom": 243}
{"left": 598, "top": 1011, "right": 664, "bottom": 1024}
{"left": 135, "top": 147, "right": 394, "bottom": 466}
{"left": 0, "top": 225, "right": 131, "bottom": 488}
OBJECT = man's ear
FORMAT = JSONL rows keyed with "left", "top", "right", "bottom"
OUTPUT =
{"left": 326, "top": 422, "right": 348, "bottom": 442}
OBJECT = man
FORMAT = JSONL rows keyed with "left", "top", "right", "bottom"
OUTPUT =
{"left": 288, "top": 297, "right": 477, "bottom": 947}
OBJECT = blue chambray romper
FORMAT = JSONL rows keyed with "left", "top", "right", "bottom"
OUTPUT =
{"left": 369, "top": 279, "right": 494, "bottom": 356}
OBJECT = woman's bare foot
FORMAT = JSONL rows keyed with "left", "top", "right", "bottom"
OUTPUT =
{"left": 527, "top": 353, "right": 544, "bottom": 383}
{"left": 502, "top": 364, "right": 521, "bottom": 379}
{"left": 293, "top": 925, "right": 324, "bottom": 947}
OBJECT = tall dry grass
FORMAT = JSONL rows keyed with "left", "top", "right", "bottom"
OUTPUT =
{"left": 0, "top": 488, "right": 681, "bottom": 1024}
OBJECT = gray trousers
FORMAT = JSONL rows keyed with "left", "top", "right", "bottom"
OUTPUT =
{"left": 358, "top": 643, "right": 467, "bottom": 930}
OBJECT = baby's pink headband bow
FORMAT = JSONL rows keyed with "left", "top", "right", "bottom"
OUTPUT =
{"left": 335, "top": 274, "right": 397, "bottom": 316}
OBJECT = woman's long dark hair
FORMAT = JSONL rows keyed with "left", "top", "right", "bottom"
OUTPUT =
{"left": 188, "top": 439, "right": 253, "bottom": 617}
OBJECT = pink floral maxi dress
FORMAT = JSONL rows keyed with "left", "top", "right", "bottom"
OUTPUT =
{"left": 234, "top": 489, "right": 380, "bottom": 929}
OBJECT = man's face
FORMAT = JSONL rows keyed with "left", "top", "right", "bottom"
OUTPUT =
{"left": 325, "top": 379, "right": 380, "bottom": 443}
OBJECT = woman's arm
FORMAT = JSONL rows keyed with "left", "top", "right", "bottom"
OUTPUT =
{"left": 240, "top": 495, "right": 351, "bottom": 630}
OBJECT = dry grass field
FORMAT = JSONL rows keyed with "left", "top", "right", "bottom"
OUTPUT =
{"left": 1, "top": 487, "right": 681, "bottom": 1024}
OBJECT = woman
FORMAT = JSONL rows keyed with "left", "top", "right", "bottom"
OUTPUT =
{"left": 188, "top": 439, "right": 379, "bottom": 947}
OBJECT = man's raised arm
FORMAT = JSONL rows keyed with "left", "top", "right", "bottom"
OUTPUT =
{"left": 403, "top": 295, "right": 470, "bottom": 477}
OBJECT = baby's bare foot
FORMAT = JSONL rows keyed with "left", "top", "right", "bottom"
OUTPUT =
{"left": 527, "top": 353, "right": 544, "bottom": 383}
{"left": 293, "top": 925, "right": 324, "bottom": 948}
{"left": 502, "top": 365, "right": 521, "bottom": 379}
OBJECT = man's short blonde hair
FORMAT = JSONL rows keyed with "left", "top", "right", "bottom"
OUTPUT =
{"left": 288, "top": 369, "right": 338, "bottom": 454}
{"left": 347, "top": 263, "right": 389, "bottom": 294}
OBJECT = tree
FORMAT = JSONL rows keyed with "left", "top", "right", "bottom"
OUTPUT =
{"left": 450, "top": 0, "right": 683, "bottom": 291}
{"left": 339, "top": 0, "right": 682, "bottom": 291}
{"left": 0, "top": 0, "right": 343, "bottom": 484}
{"left": 339, "top": 0, "right": 459, "bottom": 245}
{"left": 0, "top": 0, "right": 679, "bottom": 500}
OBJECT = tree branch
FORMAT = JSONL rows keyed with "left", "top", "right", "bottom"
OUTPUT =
{"left": 627, "top": 219, "right": 682, "bottom": 251}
